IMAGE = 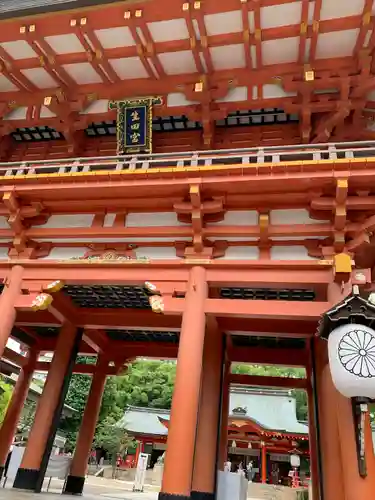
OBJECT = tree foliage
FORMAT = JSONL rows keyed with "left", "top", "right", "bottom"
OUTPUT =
{"left": 0, "top": 377, "right": 13, "bottom": 424}
{"left": 60, "top": 358, "right": 308, "bottom": 450}
{"left": 59, "top": 356, "right": 122, "bottom": 450}
{"left": 115, "top": 360, "right": 176, "bottom": 410}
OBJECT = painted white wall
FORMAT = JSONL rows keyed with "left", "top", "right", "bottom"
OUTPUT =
{"left": 208, "top": 211, "right": 258, "bottom": 226}
{"left": 39, "top": 247, "right": 88, "bottom": 260}
{"left": 103, "top": 213, "right": 116, "bottom": 227}
{"left": 135, "top": 247, "right": 179, "bottom": 259}
{"left": 271, "top": 246, "right": 317, "bottom": 260}
{"left": 38, "top": 214, "right": 94, "bottom": 228}
{"left": 220, "top": 246, "right": 259, "bottom": 260}
{"left": 0, "top": 247, "right": 9, "bottom": 259}
{"left": 270, "top": 209, "right": 326, "bottom": 225}
{"left": 0, "top": 216, "right": 10, "bottom": 229}
{"left": 126, "top": 212, "right": 186, "bottom": 227}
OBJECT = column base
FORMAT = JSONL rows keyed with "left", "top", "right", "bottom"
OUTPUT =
{"left": 63, "top": 475, "right": 86, "bottom": 495}
{"left": 13, "top": 468, "right": 39, "bottom": 491}
{"left": 158, "top": 494, "right": 190, "bottom": 500}
{"left": 191, "top": 491, "right": 215, "bottom": 500}
{"left": 0, "top": 465, "right": 4, "bottom": 481}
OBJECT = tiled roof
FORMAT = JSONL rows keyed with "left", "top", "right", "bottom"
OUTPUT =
{"left": 118, "top": 386, "right": 308, "bottom": 437}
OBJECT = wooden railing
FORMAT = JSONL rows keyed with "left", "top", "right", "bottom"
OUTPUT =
{"left": 0, "top": 140, "right": 374, "bottom": 177}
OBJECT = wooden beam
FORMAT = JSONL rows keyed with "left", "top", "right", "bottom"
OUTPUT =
{"left": 47, "top": 291, "right": 79, "bottom": 324}
{"left": 229, "top": 373, "right": 307, "bottom": 390}
{"left": 2, "top": 347, "right": 26, "bottom": 367}
{"left": 231, "top": 346, "right": 308, "bottom": 367}
{"left": 207, "top": 299, "right": 328, "bottom": 320}
{"left": 35, "top": 362, "right": 117, "bottom": 375}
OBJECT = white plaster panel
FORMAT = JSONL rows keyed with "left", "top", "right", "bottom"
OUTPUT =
{"left": 0, "top": 217, "right": 9, "bottom": 229}
{"left": 4, "top": 107, "right": 27, "bottom": 120}
{"left": 320, "top": 0, "right": 364, "bottom": 20}
{"left": 208, "top": 211, "right": 258, "bottom": 226}
{"left": 62, "top": 63, "right": 102, "bottom": 84}
{"left": 207, "top": 237, "right": 258, "bottom": 242}
{"left": 0, "top": 40, "right": 37, "bottom": 60}
{"left": 204, "top": 11, "right": 243, "bottom": 36}
{"left": 0, "top": 247, "right": 9, "bottom": 259}
{"left": 0, "top": 75, "right": 19, "bottom": 92}
{"left": 135, "top": 247, "right": 179, "bottom": 260}
{"left": 21, "top": 68, "right": 57, "bottom": 89}
{"left": 34, "top": 238, "right": 191, "bottom": 243}
{"left": 210, "top": 45, "right": 245, "bottom": 70}
{"left": 315, "top": 30, "right": 359, "bottom": 59}
{"left": 263, "top": 84, "right": 297, "bottom": 99}
{"left": 270, "top": 209, "right": 325, "bottom": 225}
{"left": 126, "top": 212, "right": 185, "bottom": 227}
{"left": 220, "top": 246, "right": 259, "bottom": 260}
{"left": 44, "top": 34, "right": 85, "bottom": 54}
{"left": 39, "top": 214, "right": 94, "bottom": 228}
{"left": 95, "top": 27, "right": 135, "bottom": 48}
{"left": 261, "top": 2, "right": 302, "bottom": 29}
{"left": 103, "top": 213, "right": 116, "bottom": 227}
{"left": 271, "top": 236, "right": 326, "bottom": 241}
{"left": 262, "top": 37, "right": 299, "bottom": 65}
{"left": 81, "top": 99, "right": 109, "bottom": 114}
{"left": 167, "top": 93, "right": 199, "bottom": 107}
{"left": 158, "top": 51, "right": 197, "bottom": 75}
{"left": 40, "top": 106, "right": 56, "bottom": 118}
{"left": 39, "top": 247, "right": 87, "bottom": 260}
{"left": 109, "top": 57, "right": 149, "bottom": 80}
{"left": 271, "top": 246, "right": 317, "bottom": 260}
{"left": 216, "top": 87, "right": 247, "bottom": 103}
{"left": 147, "top": 19, "right": 189, "bottom": 42}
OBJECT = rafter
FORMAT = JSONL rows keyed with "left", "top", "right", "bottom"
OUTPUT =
{"left": 71, "top": 18, "right": 120, "bottom": 84}
{"left": 21, "top": 26, "right": 77, "bottom": 89}
{"left": 192, "top": 2, "right": 214, "bottom": 75}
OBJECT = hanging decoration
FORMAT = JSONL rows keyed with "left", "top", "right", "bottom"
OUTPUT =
{"left": 317, "top": 286, "right": 375, "bottom": 478}
{"left": 109, "top": 96, "right": 162, "bottom": 155}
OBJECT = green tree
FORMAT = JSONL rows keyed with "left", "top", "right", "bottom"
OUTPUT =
{"left": 94, "top": 416, "right": 135, "bottom": 478}
{"left": 59, "top": 356, "right": 121, "bottom": 450}
{"left": 0, "top": 377, "right": 13, "bottom": 424}
{"left": 115, "top": 360, "right": 176, "bottom": 409}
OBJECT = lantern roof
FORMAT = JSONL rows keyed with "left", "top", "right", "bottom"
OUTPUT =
{"left": 318, "top": 287, "right": 375, "bottom": 340}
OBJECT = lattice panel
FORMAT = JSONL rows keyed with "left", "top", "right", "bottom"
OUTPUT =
{"left": 216, "top": 109, "right": 299, "bottom": 128}
{"left": 64, "top": 285, "right": 151, "bottom": 309}
{"left": 220, "top": 288, "right": 316, "bottom": 301}
{"left": 106, "top": 329, "right": 179, "bottom": 343}
{"left": 11, "top": 127, "right": 63, "bottom": 142}
{"left": 231, "top": 335, "right": 306, "bottom": 350}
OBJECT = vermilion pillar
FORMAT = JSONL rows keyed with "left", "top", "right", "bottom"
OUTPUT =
{"left": 191, "top": 321, "right": 223, "bottom": 500}
{"left": 218, "top": 359, "right": 230, "bottom": 470}
{"left": 159, "top": 266, "right": 208, "bottom": 500}
{"left": 0, "top": 348, "right": 39, "bottom": 479}
{"left": 306, "top": 342, "right": 320, "bottom": 500}
{"left": 315, "top": 335, "right": 375, "bottom": 500}
{"left": 0, "top": 265, "right": 23, "bottom": 358}
{"left": 315, "top": 338, "right": 345, "bottom": 500}
{"left": 14, "top": 322, "right": 78, "bottom": 491}
{"left": 64, "top": 356, "right": 108, "bottom": 495}
{"left": 261, "top": 445, "right": 267, "bottom": 484}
